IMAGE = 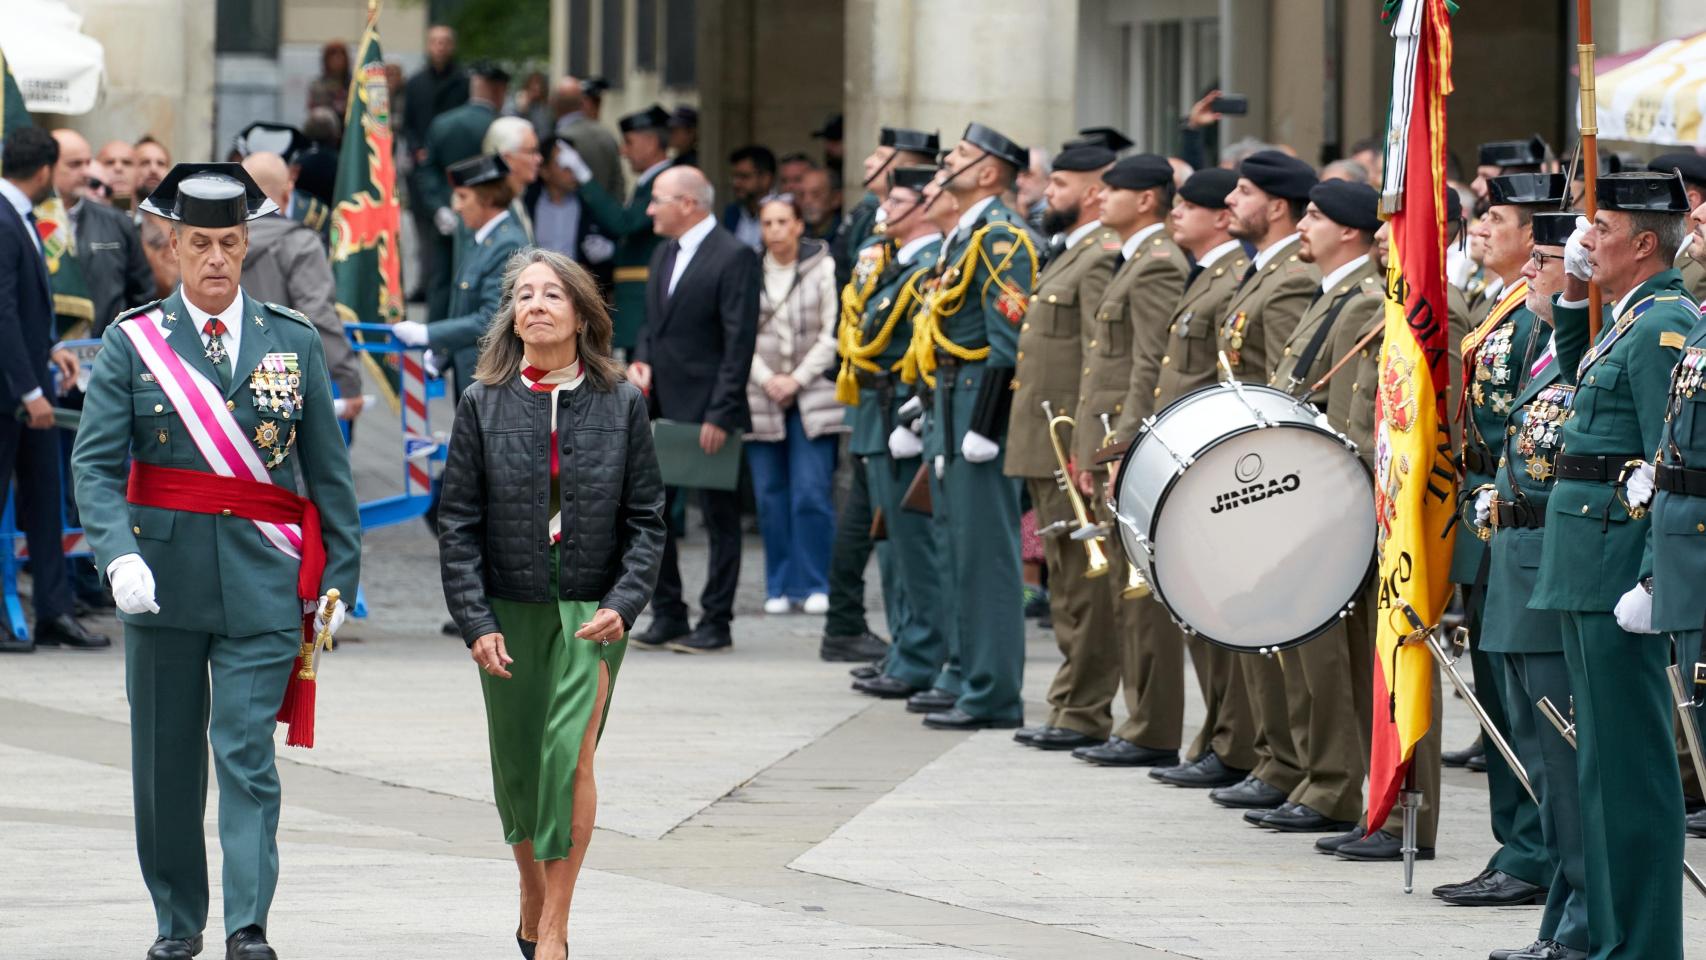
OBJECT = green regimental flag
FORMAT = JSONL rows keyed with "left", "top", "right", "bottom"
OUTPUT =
{"left": 1, "top": 47, "right": 32, "bottom": 138}
{"left": 329, "top": 1, "right": 405, "bottom": 402}
{"left": 34, "top": 194, "right": 96, "bottom": 338}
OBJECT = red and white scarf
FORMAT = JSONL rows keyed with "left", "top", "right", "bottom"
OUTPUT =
{"left": 519, "top": 357, "right": 583, "bottom": 543}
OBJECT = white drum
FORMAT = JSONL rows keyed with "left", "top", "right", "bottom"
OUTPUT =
{"left": 1111, "top": 381, "right": 1376, "bottom": 652}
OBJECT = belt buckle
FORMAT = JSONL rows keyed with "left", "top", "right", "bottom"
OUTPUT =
{"left": 1487, "top": 496, "right": 1505, "bottom": 532}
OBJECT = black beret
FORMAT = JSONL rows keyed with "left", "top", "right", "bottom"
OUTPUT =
{"left": 1239, "top": 149, "right": 1318, "bottom": 201}
{"left": 1531, "top": 212, "right": 1575, "bottom": 247}
{"left": 619, "top": 104, "right": 672, "bottom": 134}
{"left": 961, "top": 122, "right": 1028, "bottom": 170}
{"left": 139, "top": 162, "right": 277, "bottom": 227}
{"left": 1487, "top": 172, "right": 1567, "bottom": 207}
{"left": 1478, "top": 135, "right": 1548, "bottom": 169}
{"left": 1178, "top": 167, "right": 1238, "bottom": 208}
{"left": 880, "top": 127, "right": 940, "bottom": 156}
{"left": 1101, "top": 153, "right": 1173, "bottom": 191}
{"left": 1307, "top": 180, "right": 1381, "bottom": 231}
{"left": 1075, "top": 126, "right": 1134, "bottom": 153}
{"left": 1650, "top": 152, "right": 1706, "bottom": 190}
{"left": 447, "top": 153, "right": 509, "bottom": 188}
{"left": 1596, "top": 172, "right": 1691, "bottom": 213}
{"left": 889, "top": 164, "right": 938, "bottom": 194}
{"left": 1053, "top": 143, "right": 1116, "bottom": 172}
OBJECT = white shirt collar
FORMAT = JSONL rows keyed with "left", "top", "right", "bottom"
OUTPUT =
{"left": 1121, "top": 222, "right": 1167, "bottom": 260}
{"left": 1484, "top": 274, "right": 1504, "bottom": 301}
{"left": 180, "top": 285, "right": 245, "bottom": 356}
{"left": 1252, "top": 232, "right": 1301, "bottom": 272}
{"left": 0, "top": 179, "right": 38, "bottom": 249}
{"left": 1613, "top": 282, "right": 1645, "bottom": 321}
{"left": 956, "top": 195, "right": 997, "bottom": 233}
{"left": 1320, "top": 254, "right": 1371, "bottom": 294}
{"left": 677, "top": 212, "right": 716, "bottom": 253}
{"left": 1064, "top": 219, "right": 1103, "bottom": 250}
{"left": 638, "top": 159, "right": 671, "bottom": 187}
{"left": 1197, "top": 238, "right": 1243, "bottom": 269}
{"left": 897, "top": 231, "right": 942, "bottom": 265}
{"left": 474, "top": 209, "right": 511, "bottom": 245}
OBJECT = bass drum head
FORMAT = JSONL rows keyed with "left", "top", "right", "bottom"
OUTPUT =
{"left": 1149, "top": 423, "right": 1374, "bottom": 651}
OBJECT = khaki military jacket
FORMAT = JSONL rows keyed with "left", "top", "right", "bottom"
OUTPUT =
{"left": 1075, "top": 227, "right": 1186, "bottom": 465}
{"left": 1128, "top": 244, "right": 1252, "bottom": 438}
{"left": 1006, "top": 223, "right": 1120, "bottom": 479}
{"left": 1269, "top": 255, "right": 1385, "bottom": 408}
{"left": 1678, "top": 249, "right": 1706, "bottom": 306}
{"left": 1216, "top": 233, "right": 1319, "bottom": 383}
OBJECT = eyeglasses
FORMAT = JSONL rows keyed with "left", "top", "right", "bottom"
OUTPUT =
{"left": 1529, "top": 250, "right": 1564, "bottom": 267}
{"left": 652, "top": 194, "right": 691, "bottom": 205}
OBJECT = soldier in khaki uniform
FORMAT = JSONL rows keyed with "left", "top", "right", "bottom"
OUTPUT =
{"left": 1065, "top": 154, "right": 1188, "bottom": 767}
{"left": 1652, "top": 152, "right": 1706, "bottom": 303}
{"left": 1249, "top": 180, "right": 1384, "bottom": 834}
{"left": 1006, "top": 139, "right": 1122, "bottom": 752}
{"left": 1133, "top": 168, "right": 1261, "bottom": 791}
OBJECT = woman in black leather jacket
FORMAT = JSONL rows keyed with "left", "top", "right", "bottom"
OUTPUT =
{"left": 437, "top": 247, "right": 664, "bottom": 960}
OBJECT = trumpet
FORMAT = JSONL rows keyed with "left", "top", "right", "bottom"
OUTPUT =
{"left": 1099, "top": 414, "right": 1151, "bottom": 599}
{"left": 1041, "top": 400, "right": 1110, "bottom": 578}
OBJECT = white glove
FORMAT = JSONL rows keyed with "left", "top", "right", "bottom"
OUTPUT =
{"left": 555, "top": 143, "right": 594, "bottom": 184}
{"left": 580, "top": 233, "right": 615, "bottom": 264}
{"left": 1625, "top": 461, "right": 1656, "bottom": 509}
{"left": 392, "top": 319, "right": 430, "bottom": 347}
{"left": 433, "top": 206, "right": 458, "bottom": 236}
{"left": 107, "top": 553, "right": 159, "bottom": 615}
{"left": 315, "top": 594, "right": 348, "bottom": 638}
{"left": 1563, "top": 215, "right": 1594, "bottom": 282}
{"left": 1614, "top": 583, "right": 1657, "bottom": 634}
{"left": 897, "top": 395, "right": 924, "bottom": 420}
{"left": 888, "top": 425, "right": 923, "bottom": 459}
{"left": 934, "top": 454, "right": 945, "bottom": 479}
{"left": 1474, "top": 488, "right": 1493, "bottom": 526}
{"left": 422, "top": 349, "right": 441, "bottom": 378}
{"left": 961, "top": 430, "right": 999, "bottom": 463}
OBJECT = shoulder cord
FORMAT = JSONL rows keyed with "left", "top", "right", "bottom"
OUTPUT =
{"left": 836, "top": 268, "right": 929, "bottom": 405}
{"left": 900, "top": 224, "right": 1038, "bottom": 387}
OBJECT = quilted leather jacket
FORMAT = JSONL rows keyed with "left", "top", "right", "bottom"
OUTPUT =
{"left": 438, "top": 374, "right": 665, "bottom": 645}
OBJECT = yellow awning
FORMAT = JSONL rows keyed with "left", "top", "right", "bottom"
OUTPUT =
{"left": 1595, "top": 30, "right": 1706, "bottom": 147}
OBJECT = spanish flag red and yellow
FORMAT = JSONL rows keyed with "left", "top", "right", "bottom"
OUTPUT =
{"left": 1367, "top": 0, "right": 1457, "bottom": 833}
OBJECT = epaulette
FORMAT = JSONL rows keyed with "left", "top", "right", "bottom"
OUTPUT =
{"left": 263, "top": 301, "right": 314, "bottom": 327}
{"left": 113, "top": 299, "right": 164, "bottom": 326}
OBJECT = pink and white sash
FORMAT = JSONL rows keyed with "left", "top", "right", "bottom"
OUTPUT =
{"left": 118, "top": 309, "right": 304, "bottom": 560}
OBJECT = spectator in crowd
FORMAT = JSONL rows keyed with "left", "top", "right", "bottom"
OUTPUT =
{"left": 0, "top": 127, "right": 106, "bottom": 652}
{"left": 721, "top": 144, "right": 775, "bottom": 252}
{"left": 811, "top": 113, "right": 844, "bottom": 179}
{"left": 1320, "top": 158, "right": 1370, "bottom": 185}
{"left": 49, "top": 129, "right": 152, "bottom": 336}
{"left": 513, "top": 70, "right": 553, "bottom": 143}
{"left": 551, "top": 77, "right": 623, "bottom": 198}
{"left": 131, "top": 136, "right": 171, "bottom": 212}
{"left": 403, "top": 24, "right": 470, "bottom": 301}
{"left": 308, "top": 41, "right": 352, "bottom": 122}
{"left": 295, "top": 107, "right": 343, "bottom": 208}
{"left": 97, "top": 139, "right": 136, "bottom": 206}
{"left": 744, "top": 193, "right": 843, "bottom": 616}
{"left": 1167, "top": 156, "right": 1194, "bottom": 188}
{"left": 797, "top": 166, "right": 840, "bottom": 242}
{"left": 778, "top": 152, "right": 814, "bottom": 196}
{"left": 1346, "top": 135, "right": 1384, "bottom": 186}
{"left": 420, "top": 61, "right": 508, "bottom": 321}
{"left": 626, "top": 166, "right": 759, "bottom": 654}
{"left": 532, "top": 136, "right": 585, "bottom": 259}
{"left": 83, "top": 157, "right": 115, "bottom": 206}
{"left": 240, "top": 152, "right": 365, "bottom": 423}
{"left": 137, "top": 214, "right": 178, "bottom": 299}
{"left": 668, "top": 106, "right": 699, "bottom": 169}
{"left": 1016, "top": 146, "right": 1049, "bottom": 233}
{"left": 483, "top": 115, "right": 543, "bottom": 240}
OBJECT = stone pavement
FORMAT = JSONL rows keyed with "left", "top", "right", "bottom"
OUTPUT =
{"left": 4, "top": 376, "right": 1705, "bottom": 959}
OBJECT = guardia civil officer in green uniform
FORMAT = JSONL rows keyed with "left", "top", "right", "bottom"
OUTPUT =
{"left": 1004, "top": 136, "right": 1121, "bottom": 751}
{"left": 900, "top": 123, "right": 1037, "bottom": 729}
{"left": 70, "top": 164, "right": 362, "bottom": 960}
{"left": 556, "top": 105, "right": 673, "bottom": 351}
{"left": 230, "top": 122, "right": 331, "bottom": 249}
{"left": 836, "top": 127, "right": 940, "bottom": 289}
{"left": 1202, "top": 150, "right": 1320, "bottom": 814}
{"left": 419, "top": 61, "right": 508, "bottom": 322}
{"left": 1133, "top": 168, "right": 1258, "bottom": 789}
{"left": 1256, "top": 179, "right": 1385, "bottom": 834}
{"left": 1475, "top": 211, "right": 1590, "bottom": 960}
{"left": 1532, "top": 172, "right": 1695, "bottom": 960}
{"left": 1650, "top": 152, "right": 1706, "bottom": 304}
{"left": 1065, "top": 153, "right": 1188, "bottom": 767}
{"left": 1433, "top": 173, "right": 1563, "bottom": 904}
{"left": 844, "top": 165, "right": 948, "bottom": 698}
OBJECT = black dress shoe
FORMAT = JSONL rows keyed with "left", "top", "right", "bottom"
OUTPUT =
{"left": 1437, "top": 869, "right": 1545, "bottom": 906}
{"left": 1071, "top": 737, "right": 1180, "bottom": 767}
{"left": 1466, "top": 751, "right": 1488, "bottom": 772}
{"left": 922, "top": 708, "right": 1022, "bottom": 730}
{"left": 1491, "top": 940, "right": 1550, "bottom": 960}
{"left": 1315, "top": 824, "right": 1364, "bottom": 854}
{"left": 906, "top": 688, "right": 957, "bottom": 714}
{"left": 669, "top": 624, "right": 733, "bottom": 654}
{"left": 852, "top": 674, "right": 919, "bottom": 698}
{"left": 32, "top": 614, "right": 110, "bottom": 649}
{"left": 1432, "top": 867, "right": 1493, "bottom": 899}
{"left": 1013, "top": 724, "right": 1055, "bottom": 745}
{"left": 1023, "top": 727, "right": 1100, "bottom": 751}
{"left": 1509, "top": 940, "right": 1585, "bottom": 960}
{"left": 633, "top": 618, "right": 692, "bottom": 649}
{"left": 1153, "top": 751, "right": 1247, "bottom": 788}
{"left": 1209, "top": 775, "right": 1289, "bottom": 809}
{"left": 1333, "top": 828, "right": 1434, "bottom": 862}
{"left": 821, "top": 630, "right": 889, "bottom": 662}
{"left": 1443, "top": 735, "right": 1483, "bottom": 768}
{"left": 1242, "top": 805, "right": 1284, "bottom": 826}
{"left": 225, "top": 926, "right": 276, "bottom": 960}
{"left": 147, "top": 934, "right": 203, "bottom": 959}
{"left": 0, "top": 625, "right": 33, "bottom": 654}
{"left": 1259, "top": 802, "right": 1357, "bottom": 833}
{"left": 1688, "top": 808, "right": 1706, "bottom": 838}
{"left": 849, "top": 662, "right": 881, "bottom": 680}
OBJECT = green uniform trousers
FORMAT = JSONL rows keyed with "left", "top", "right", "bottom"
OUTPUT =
{"left": 1502, "top": 651, "right": 1588, "bottom": 953}
{"left": 1282, "top": 585, "right": 1375, "bottom": 822}
{"left": 1243, "top": 650, "right": 1303, "bottom": 794}
{"left": 1030, "top": 477, "right": 1118, "bottom": 739}
{"left": 126, "top": 623, "right": 300, "bottom": 939}
{"left": 1466, "top": 585, "right": 1551, "bottom": 886}
{"left": 1185, "top": 642, "right": 1258, "bottom": 770}
{"left": 1106, "top": 516, "right": 1184, "bottom": 751}
{"left": 1674, "top": 629, "right": 1706, "bottom": 790}
{"left": 1560, "top": 611, "right": 1683, "bottom": 960}
{"left": 824, "top": 452, "right": 877, "bottom": 640}
{"left": 867, "top": 455, "right": 947, "bottom": 690}
{"left": 930, "top": 454, "right": 1024, "bottom": 721}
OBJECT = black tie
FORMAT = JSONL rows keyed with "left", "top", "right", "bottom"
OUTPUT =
{"left": 659, "top": 239, "right": 681, "bottom": 300}
{"left": 1240, "top": 262, "right": 1258, "bottom": 287}
{"left": 1187, "top": 263, "right": 1204, "bottom": 288}
{"left": 1309, "top": 287, "right": 1325, "bottom": 307}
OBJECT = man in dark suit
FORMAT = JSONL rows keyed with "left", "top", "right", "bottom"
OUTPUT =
{"left": 0, "top": 127, "right": 108, "bottom": 652}
{"left": 627, "top": 165, "right": 759, "bottom": 654}
{"left": 50, "top": 129, "right": 153, "bottom": 336}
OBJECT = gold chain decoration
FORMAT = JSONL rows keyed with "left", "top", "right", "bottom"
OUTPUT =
{"left": 900, "top": 222, "right": 1037, "bottom": 387}
{"left": 836, "top": 267, "right": 930, "bottom": 405}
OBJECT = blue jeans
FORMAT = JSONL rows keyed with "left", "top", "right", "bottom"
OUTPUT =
{"left": 745, "top": 409, "right": 837, "bottom": 601}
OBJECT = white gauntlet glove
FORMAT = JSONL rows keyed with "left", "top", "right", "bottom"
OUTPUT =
{"left": 1613, "top": 582, "right": 1656, "bottom": 634}
{"left": 1473, "top": 487, "right": 1493, "bottom": 526}
{"left": 960, "top": 430, "right": 1000, "bottom": 463}
{"left": 554, "top": 142, "right": 594, "bottom": 184}
{"left": 1563, "top": 215, "right": 1594, "bottom": 282}
{"left": 392, "top": 319, "right": 430, "bottom": 347}
{"left": 107, "top": 554, "right": 159, "bottom": 615}
{"left": 888, "top": 425, "right": 923, "bottom": 459}
{"left": 433, "top": 206, "right": 458, "bottom": 236}
{"left": 1624, "top": 461, "right": 1656, "bottom": 510}
{"left": 315, "top": 594, "right": 348, "bottom": 638}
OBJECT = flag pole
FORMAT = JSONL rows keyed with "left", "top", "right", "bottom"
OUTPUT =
{"left": 1577, "top": 0, "right": 1603, "bottom": 342}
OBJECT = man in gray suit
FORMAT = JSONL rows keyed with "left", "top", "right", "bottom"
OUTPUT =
{"left": 551, "top": 76, "right": 624, "bottom": 198}
{"left": 49, "top": 129, "right": 153, "bottom": 335}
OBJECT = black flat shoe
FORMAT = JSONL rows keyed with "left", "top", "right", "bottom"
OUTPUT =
{"left": 821, "top": 630, "right": 889, "bottom": 662}
{"left": 1465, "top": 751, "right": 1488, "bottom": 772}
{"left": 147, "top": 935, "right": 203, "bottom": 960}
{"left": 852, "top": 674, "right": 919, "bottom": 698}
{"left": 906, "top": 688, "right": 956, "bottom": 714}
{"left": 668, "top": 625, "right": 732, "bottom": 654}
{"left": 1013, "top": 724, "right": 1055, "bottom": 745}
{"left": 1333, "top": 828, "right": 1434, "bottom": 862}
{"left": 1688, "top": 808, "right": 1706, "bottom": 838}
{"left": 1437, "top": 869, "right": 1546, "bottom": 906}
{"left": 1072, "top": 737, "right": 1179, "bottom": 767}
{"left": 849, "top": 662, "right": 881, "bottom": 680}
{"left": 1259, "top": 801, "right": 1357, "bottom": 833}
{"left": 1432, "top": 867, "right": 1493, "bottom": 899}
{"left": 1315, "top": 824, "right": 1365, "bottom": 854}
{"left": 633, "top": 618, "right": 692, "bottom": 649}
{"left": 1508, "top": 940, "right": 1585, "bottom": 960}
{"left": 1152, "top": 751, "right": 1247, "bottom": 788}
{"left": 1026, "top": 727, "right": 1102, "bottom": 751}
{"left": 32, "top": 614, "right": 110, "bottom": 649}
{"left": 922, "top": 708, "right": 1022, "bottom": 730}
{"left": 517, "top": 929, "right": 536, "bottom": 959}
{"left": 225, "top": 926, "right": 276, "bottom": 960}
{"left": 1443, "top": 735, "right": 1483, "bottom": 768}
{"left": 1209, "top": 775, "right": 1288, "bottom": 809}
{"left": 1242, "top": 805, "right": 1283, "bottom": 826}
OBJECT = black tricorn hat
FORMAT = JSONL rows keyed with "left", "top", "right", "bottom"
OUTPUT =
{"left": 232, "top": 122, "right": 307, "bottom": 163}
{"left": 1567, "top": 149, "right": 1625, "bottom": 179}
{"left": 812, "top": 113, "right": 844, "bottom": 140}
{"left": 1478, "top": 135, "right": 1549, "bottom": 169}
{"left": 1487, "top": 172, "right": 1568, "bottom": 206}
{"left": 1075, "top": 126, "right": 1135, "bottom": 153}
{"left": 447, "top": 153, "right": 510, "bottom": 188}
{"left": 1650, "top": 151, "right": 1706, "bottom": 190}
{"left": 888, "top": 164, "right": 938, "bottom": 194}
{"left": 138, "top": 162, "right": 278, "bottom": 226}
{"left": 1596, "top": 172, "right": 1691, "bottom": 213}
{"left": 1531, "top": 212, "right": 1575, "bottom": 247}
{"left": 581, "top": 76, "right": 610, "bottom": 99}
{"left": 470, "top": 60, "right": 511, "bottom": 84}
{"left": 961, "top": 122, "right": 1028, "bottom": 170}
{"left": 1101, "top": 153, "right": 1173, "bottom": 191}
{"left": 880, "top": 127, "right": 940, "bottom": 157}
{"left": 618, "top": 104, "right": 671, "bottom": 134}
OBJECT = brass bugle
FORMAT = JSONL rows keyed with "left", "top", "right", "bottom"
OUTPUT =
{"left": 1041, "top": 400, "right": 1109, "bottom": 578}
{"left": 1099, "top": 413, "right": 1149, "bottom": 599}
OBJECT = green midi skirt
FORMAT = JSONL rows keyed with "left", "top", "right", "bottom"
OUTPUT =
{"left": 482, "top": 590, "right": 626, "bottom": 861}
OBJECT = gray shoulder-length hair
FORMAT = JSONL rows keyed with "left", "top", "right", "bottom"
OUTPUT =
{"left": 473, "top": 247, "right": 624, "bottom": 389}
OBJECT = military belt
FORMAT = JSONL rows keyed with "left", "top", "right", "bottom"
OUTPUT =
{"left": 856, "top": 371, "right": 897, "bottom": 388}
{"left": 1489, "top": 496, "right": 1545, "bottom": 530}
{"left": 933, "top": 350, "right": 968, "bottom": 371}
{"left": 1657, "top": 462, "right": 1706, "bottom": 497}
{"left": 1553, "top": 452, "right": 1644, "bottom": 483}
{"left": 1461, "top": 444, "right": 1494, "bottom": 476}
